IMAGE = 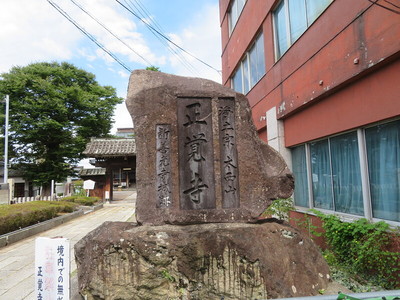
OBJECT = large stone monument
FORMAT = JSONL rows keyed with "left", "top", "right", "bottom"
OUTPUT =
{"left": 128, "top": 70, "right": 293, "bottom": 225}
{"left": 75, "top": 70, "right": 330, "bottom": 300}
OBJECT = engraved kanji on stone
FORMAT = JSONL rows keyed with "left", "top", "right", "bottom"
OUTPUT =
{"left": 185, "top": 133, "right": 207, "bottom": 163}
{"left": 183, "top": 102, "right": 207, "bottom": 127}
{"left": 156, "top": 125, "right": 172, "bottom": 208}
{"left": 178, "top": 98, "right": 215, "bottom": 210}
{"left": 183, "top": 173, "right": 208, "bottom": 204}
{"left": 218, "top": 98, "right": 240, "bottom": 208}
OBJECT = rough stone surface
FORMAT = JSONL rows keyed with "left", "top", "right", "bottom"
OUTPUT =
{"left": 75, "top": 221, "right": 330, "bottom": 300}
{"left": 126, "top": 70, "right": 294, "bottom": 225}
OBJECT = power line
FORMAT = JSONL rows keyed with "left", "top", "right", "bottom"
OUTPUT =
{"left": 367, "top": 0, "right": 400, "bottom": 14}
{"left": 122, "top": 0, "right": 201, "bottom": 76}
{"left": 69, "top": 0, "right": 154, "bottom": 67}
{"left": 116, "top": 0, "right": 222, "bottom": 74}
{"left": 47, "top": 0, "right": 132, "bottom": 73}
{"left": 383, "top": 0, "right": 400, "bottom": 9}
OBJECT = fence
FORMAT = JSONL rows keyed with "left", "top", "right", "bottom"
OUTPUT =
{"left": 11, "top": 196, "right": 60, "bottom": 204}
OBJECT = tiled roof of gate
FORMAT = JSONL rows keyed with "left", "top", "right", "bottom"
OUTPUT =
{"left": 83, "top": 138, "right": 136, "bottom": 157}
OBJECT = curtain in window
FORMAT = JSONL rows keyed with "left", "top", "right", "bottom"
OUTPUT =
{"left": 292, "top": 145, "right": 309, "bottom": 207}
{"left": 330, "top": 132, "right": 364, "bottom": 215}
{"left": 366, "top": 120, "right": 400, "bottom": 222}
{"left": 310, "top": 140, "right": 333, "bottom": 210}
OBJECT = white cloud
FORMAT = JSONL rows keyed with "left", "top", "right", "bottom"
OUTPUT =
{"left": 118, "top": 71, "right": 130, "bottom": 78}
{"left": 0, "top": 0, "right": 80, "bottom": 72}
{"left": 0, "top": 0, "right": 160, "bottom": 73}
{"left": 165, "top": 3, "right": 222, "bottom": 83}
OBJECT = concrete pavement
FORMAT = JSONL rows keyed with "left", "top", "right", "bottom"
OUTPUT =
{"left": 0, "top": 190, "right": 136, "bottom": 300}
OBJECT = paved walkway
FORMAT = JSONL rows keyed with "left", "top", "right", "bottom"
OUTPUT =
{"left": 0, "top": 190, "right": 136, "bottom": 300}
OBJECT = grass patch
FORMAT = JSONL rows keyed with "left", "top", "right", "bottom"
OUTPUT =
{"left": 0, "top": 201, "right": 79, "bottom": 235}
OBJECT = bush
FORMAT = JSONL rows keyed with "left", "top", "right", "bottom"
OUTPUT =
{"left": 0, "top": 201, "right": 79, "bottom": 235}
{"left": 61, "top": 196, "right": 99, "bottom": 206}
{"left": 311, "top": 209, "right": 400, "bottom": 289}
{"left": 261, "top": 198, "right": 294, "bottom": 221}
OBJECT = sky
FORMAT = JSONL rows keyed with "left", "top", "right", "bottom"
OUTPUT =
{"left": 0, "top": 0, "right": 222, "bottom": 134}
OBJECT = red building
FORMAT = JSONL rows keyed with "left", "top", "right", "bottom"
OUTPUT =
{"left": 219, "top": 0, "right": 400, "bottom": 224}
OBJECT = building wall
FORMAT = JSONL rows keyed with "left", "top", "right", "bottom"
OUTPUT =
{"left": 221, "top": 0, "right": 400, "bottom": 135}
{"left": 220, "top": 0, "right": 400, "bottom": 224}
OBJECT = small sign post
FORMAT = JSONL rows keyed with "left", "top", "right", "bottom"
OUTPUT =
{"left": 83, "top": 179, "right": 95, "bottom": 197}
{"left": 35, "top": 237, "right": 70, "bottom": 300}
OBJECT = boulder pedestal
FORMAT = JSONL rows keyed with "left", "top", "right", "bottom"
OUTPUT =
{"left": 75, "top": 221, "right": 330, "bottom": 300}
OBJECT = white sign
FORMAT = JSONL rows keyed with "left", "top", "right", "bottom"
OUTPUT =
{"left": 83, "top": 179, "right": 95, "bottom": 190}
{"left": 35, "top": 237, "right": 70, "bottom": 300}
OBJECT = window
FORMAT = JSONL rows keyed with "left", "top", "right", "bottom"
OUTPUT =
{"left": 365, "top": 120, "right": 400, "bottom": 222}
{"left": 292, "top": 120, "right": 400, "bottom": 223}
{"left": 228, "top": 0, "right": 246, "bottom": 35}
{"left": 231, "top": 33, "right": 265, "bottom": 94}
{"left": 273, "top": 0, "right": 332, "bottom": 59}
{"left": 292, "top": 145, "right": 309, "bottom": 207}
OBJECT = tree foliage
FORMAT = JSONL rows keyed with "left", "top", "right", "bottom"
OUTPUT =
{"left": 0, "top": 62, "right": 123, "bottom": 187}
{"left": 145, "top": 66, "right": 160, "bottom": 72}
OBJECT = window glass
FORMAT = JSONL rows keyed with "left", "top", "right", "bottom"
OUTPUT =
{"left": 249, "top": 44, "right": 258, "bottom": 88}
{"left": 274, "top": 0, "right": 331, "bottom": 60}
{"left": 330, "top": 132, "right": 364, "bottom": 215}
{"left": 232, "top": 67, "right": 242, "bottom": 93}
{"left": 231, "top": 32, "right": 265, "bottom": 94}
{"left": 229, "top": 0, "right": 238, "bottom": 34}
{"left": 255, "top": 33, "right": 266, "bottom": 79}
{"left": 306, "top": 0, "right": 332, "bottom": 24}
{"left": 229, "top": 0, "right": 246, "bottom": 34}
{"left": 365, "top": 120, "right": 400, "bottom": 222}
{"left": 292, "top": 145, "right": 309, "bottom": 207}
{"left": 237, "top": 0, "right": 246, "bottom": 14}
{"left": 288, "top": 0, "right": 307, "bottom": 42}
{"left": 242, "top": 57, "right": 250, "bottom": 94}
{"left": 274, "top": 1, "right": 289, "bottom": 58}
{"left": 310, "top": 140, "right": 333, "bottom": 210}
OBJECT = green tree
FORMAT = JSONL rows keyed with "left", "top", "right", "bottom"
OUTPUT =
{"left": 145, "top": 66, "right": 160, "bottom": 71}
{"left": 0, "top": 62, "right": 123, "bottom": 193}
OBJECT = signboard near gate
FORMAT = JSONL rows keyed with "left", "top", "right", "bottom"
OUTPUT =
{"left": 35, "top": 237, "right": 70, "bottom": 300}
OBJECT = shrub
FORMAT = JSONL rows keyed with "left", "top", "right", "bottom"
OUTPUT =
{"left": 261, "top": 198, "right": 294, "bottom": 221}
{"left": 311, "top": 209, "right": 400, "bottom": 289}
{"left": 0, "top": 201, "right": 79, "bottom": 235}
{"left": 61, "top": 196, "right": 99, "bottom": 206}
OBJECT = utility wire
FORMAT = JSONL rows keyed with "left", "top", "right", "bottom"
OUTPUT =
{"left": 69, "top": 0, "right": 154, "bottom": 67}
{"left": 383, "top": 0, "right": 400, "bottom": 9}
{"left": 116, "top": 0, "right": 222, "bottom": 74}
{"left": 47, "top": 0, "right": 132, "bottom": 73}
{"left": 123, "top": 0, "right": 200, "bottom": 76}
{"left": 367, "top": 0, "right": 400, "bottom": 14}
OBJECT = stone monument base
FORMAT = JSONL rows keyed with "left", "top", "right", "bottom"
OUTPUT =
{"left": 75, "top": 221, "right": 330, "bottom": 300}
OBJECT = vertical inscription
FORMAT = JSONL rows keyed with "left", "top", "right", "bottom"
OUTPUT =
{"left": 156, "top": 125, "right": 172, "bottom": 208}
{"left": 219, "top": 98, "right": 240, "bottom": 208}
{"left": 178, "top": 98, "right": 215, "bottom": 210}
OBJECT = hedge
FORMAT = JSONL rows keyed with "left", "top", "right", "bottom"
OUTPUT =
{"left": 0, "top": 201, "right": 79, "bottom": 235}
